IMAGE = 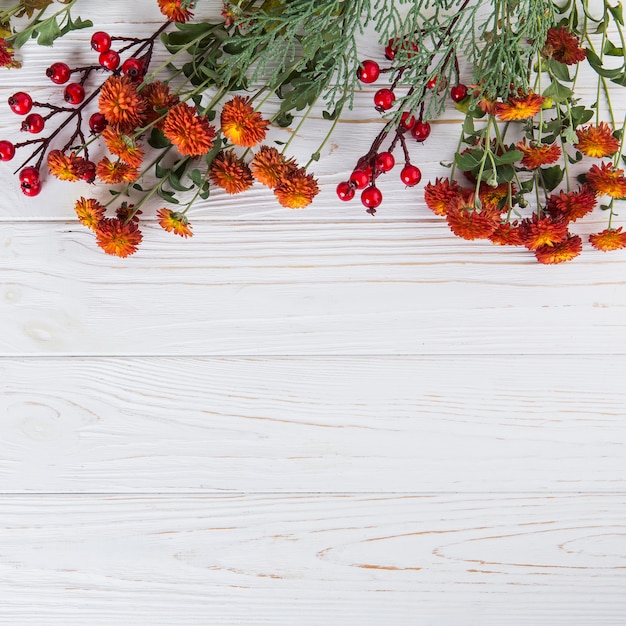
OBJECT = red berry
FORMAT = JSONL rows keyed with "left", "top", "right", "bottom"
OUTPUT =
{"left": 91, "top": 31, "right": 111, "bottom": 53}
{"left": 19, "top": 166, "right": 40, "bottom": 186}
{"left": 89, "top": 112, "right": 107, "bottom": 133}
{"left": 384, "top": 39, "right": 396, "bottom": 60}
{"left": 400, "top": 164, "right": 422, "bottom": 186}
{"left": 357, "top": 60, "right": 380, "bottom": 84}
{"left": 82, "top": 160, "right": 96, "bottom": 183}
{"left": 46, "top": 62, "right": 71, "bottom": 85}
{"left": 375, "top": 151, "right": 395, "bottom": 173}
{"left": 350, "top": 169, "right": 370, "bottom": 190}
{"left": 336, "top": 181, "right": 355, "bottom": 201}
{"left": 0, "top": 140, "right": 16, "bottom": 161}
{"left": 121, "top": 57, "right": 144, "bottom": 81}
{"left": 450, "top": 84, "right": 468, "bottom": 102}
{"left": 374, "top": 88, "right": 395, "bottom": 111}
{"left": 426, "top": 77, "right": 438, "bottom": 90}
{"left": 411, "top": 120, "right": 431, "bottom": 142}
{"left": 361, "top": 186, "right": 383, "bottom": 210}
{"left": 21, "top": 181, "right": 42, "bottom": 197}
{"left": 21, "top": 113, "right": 45, "bottom": 134}
{"left": 64, "top": 83, "right": 85, "bottom": 105}
{"left": 399, "top": 112, "right": 415, "bottom": 131}
{"left": 99, "top": 50, "right": 120, "bottom": 71}
{"left": 8, "top": 92, "right": 33, "bottom": 115}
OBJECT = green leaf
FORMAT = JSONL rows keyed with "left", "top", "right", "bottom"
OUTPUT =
{"left": 603, "top": 39, "right": 624, "bottom": 56}
{"left": 148, "top": 128, "right": 171, "bottom": 149}
{"left": 462, "top": 115, "right": 475, "bottom": 135}
{"left": 585, "top": 47, "right": 623, "bottom": 79}
{"left": 189, "top": 168, "right": 205, "bottom": 187}
{"left": 494, "top": 149, "right": 523, "bottom": 165}
{"left": 543, "top": 80, "right": 574, "bottom": 103}
{"left": 520, "top": 178, "right": 535, "bottom": 194}
{"left": 609, "top": 1, "right": 624, "bottom": 25}
{"left": 496, "top": 164, "right": 516, "bottom": 183}
{"left": 540, "top": 165, "right": 565, "bottom": 192}
{"left": 570, "top": 105, "right": 594, "bottom": 126}
{"left": 549, "top": 59, "right": 571, "bottom": 82}
{"left": 168, "top": 170, "right": 193, "bottom": 192}
{"left": 157, "top": 187, "right": 179, "bottom": 204}
{"left": 454, "top": 152, "right": 481, "bottom": 171}
{"left": 35, "top": 18, "right": 62, "bottom": 46}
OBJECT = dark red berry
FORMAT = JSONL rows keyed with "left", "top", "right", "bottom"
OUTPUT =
{"left": 399, "top": 112, "right": 415, "bottom": 131}
{"left": 64, "top": 83, "right": 85, "bottom": 105}
{"left": 19, "top": 166, "right": 40, "bottom": 186}
{"left": 374, "top": 88, "right": 395, "bottom": 111}
{"left": 121, "top": 57, "right": 144, "bottom": 81}
{"left": 82, "top": 160, "right": 96, "bottom": 183}
{"left": 350, "top": 169, "right": 370, "bottom": 190}
{"left": 89, "top": 112, "right": 107, "bottom": 133}
{"left": 426, "top": 77, "right": 438, "bottom": 90}
{"left": 361, "top": 186, "right": 383, "bottom": 210}
{"left": 357, "top": 60, "right": 380, "bottom": 84}
{"left": 400, "top": 164, "right": 422, "bottom": 187}
{"left": 91, "top": 31, "right": 112, "bottom": 53}
{"left": 450, "top": 84, "right": 468, "bottom": 102}
{"left": 21, "top": 181, "right": 42, "bottom": 197}
{"left": 336, "top": 181, "right": 355, "bottom": 201}
{"left": 8, "top": 92, "right": 33, "bottom": 115}
{"left": 384, "top": 39, "right": 396, "bottom": 61}
{"left": 0, "top": 140, "right": 16, "bottom": 161}
{"left": 411, "top": 120, "right": 431, "bottom": 142}
{"left": 375, "top": 151, "right": 395, "bottom": 173}
{"left": 99, "top": 50, "right": 120, "bottom": 71}
{"left": 46, "top": 62, "right": 71, "bottom": 85}
{"left": 21, "top": 113, "right": 45, "bottom": 134}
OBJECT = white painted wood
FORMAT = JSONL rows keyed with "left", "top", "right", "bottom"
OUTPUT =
{"left": 1, "top": 1, "right": 626, "bottom": 624}
{"left": 1, "top": 355, "right": 626, "bottom": 493}
{"left": 1, "top": 494, "right": 626, "bottom": 625}
{"left": 2, "top": 220, "right": 625, "bottom": 356}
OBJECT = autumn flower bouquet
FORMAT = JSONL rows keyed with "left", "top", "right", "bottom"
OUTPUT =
{"left": 1, "top": 0, "right": 625, "bottom": 262}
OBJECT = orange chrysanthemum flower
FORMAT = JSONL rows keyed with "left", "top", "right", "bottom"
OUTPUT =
{"left": 102, "top": 127, "right": 144, "bottom": 168}
{"left": 163, "top": 102, "right": 216, "bottom": 157}
{"left": 445, "top": 194, "right": 501, "bottom": 240}
{"left": 274, "top": 168, "right": 320, "bottom": 209}
{"left": 209, "top": 149, "right": 254, "bottom": 194}
{"left": 157, "top": 208, "right": 193, "bottom": 238}
{"left": 535, "top": 234, "right": 582, "bottom": 264}
{"left": 545, "top": 184, "right": 597, "bottom": 222}
{"left": 0, "top": 37, "right": 19, "bottom": 68}
{"left": 586, "top": 162, "right": 626, "bottom": 198}
{"left": 424, "top": 178, "right": 462, "bottom": 216}
{"left": 74, "top": 197, "right": 106, "bottom": 231}
{"left": 115, "top": 203, "right": 141, "bottom": 224}
{"left": 98, "top": 75, "right": 147, "bottom": 132}
{"left": 495, "top": 92, "right": 544, "bottom": 121}
{"left": 47, "top": 150, "right": 87, "bottom": 182}
{"left": 589, "top": 227, "right": 626, "bottom": 251}
{"left": 140, "top": 81, "right": 179, "bottom": 129}
{"left": 96, "top": 156, "right": 140, "bottom": 184}
{"left": 250, "top": 145, "right": 297, "bottom": 188}
{"left": 543, "top": 27, "right": 586, "bottom": 65}
{"left": 520, "top": 214, "right": 568, "bottom": 250}
{"left": 516, "top": 139, "right": 561, "bottom": 169}
{"left": 479, "top": 182, "right": 513, "bottom": 212}
{"left": 489, "top": 222, "right": 524, "bottom": 246}
{"left": 477, "top": 96, "right": 498, "bottom": 115}
{"left": 157, "top": 0, "right": 193, "bottom": 22}
{"left": 95, "top": 217, "right": 143, "bottom": 258}
{"left": 575, "top": 123, "right": 620, "bottom": 158}
{"left": 221, "top": 96, "right": 270, "bottom": 147}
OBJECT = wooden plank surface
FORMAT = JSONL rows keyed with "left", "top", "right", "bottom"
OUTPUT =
{"left": 2, "top": 221, "right": 625, "bottom": 356}
{"left": 1, "top": 1, "right": 625, "bottom": 623}
{"left": 1, "top": 355, "right": 625, "bottom": 493}
{"left": 1, "top": 494, "right": 625, "bottom": 625}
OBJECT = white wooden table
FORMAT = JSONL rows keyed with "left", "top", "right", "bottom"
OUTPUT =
{"left": 1, "top": 1, "right": 626, "bottom": 623}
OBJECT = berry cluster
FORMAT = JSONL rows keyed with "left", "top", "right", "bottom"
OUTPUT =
{"left": 0, "top": 27, "right": 158, "bottom": 197}
{"left": 336, "top": 39, "right": 468, "bottom": 214}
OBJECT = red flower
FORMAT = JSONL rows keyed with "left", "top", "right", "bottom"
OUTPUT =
{"left": 424, "top": 178, "right": 462, "bottom": 216}
{"left": 586, "top": 162, "right": 626, "bottom": 198}
{"left": 445, "top": 194, "right": 501, "bottom": 240}
{"left": 545, "top": 185, "right": 597, "bottom": 222}
{"left": 589, "top": 227, "right": 626, "bottom": 251}
{"left": 520, "top": 214, "right": 568, "bottom": 250}
{"left": 495, "top": 92, "right": 544, "bottom": 121}
{"left": 543, "top": 27, "right": 586, "bottom": 65}
{"left": 535, "top": 234, "right": 582, "bottom": 264}
{"left": 516, "top": 139, "right": 561, "bottom": 169}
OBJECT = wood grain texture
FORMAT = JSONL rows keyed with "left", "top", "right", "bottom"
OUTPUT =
{"left": 1, "top": 355, "right": 625, "bottom": 493}
{"left": 1, "top": 220, "right": 625, "bottom": 356}
{"left": 1, "top": 494, "right": 626, "bottom": 625}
